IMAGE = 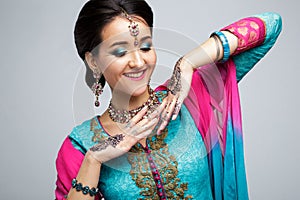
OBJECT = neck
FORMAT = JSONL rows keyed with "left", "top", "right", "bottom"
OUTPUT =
{"left": 110, "top": 87, "right": 150, "bottom": 110}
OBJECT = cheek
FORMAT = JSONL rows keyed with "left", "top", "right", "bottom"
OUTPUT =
{"left": 145, "top": 50, "right": 157, "bottom": 67}
{"left": 101, "top": 60, "right": 127, "bottom": 87}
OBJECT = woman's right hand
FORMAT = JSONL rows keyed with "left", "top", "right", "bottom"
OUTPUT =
{"left": 87, "top": 101, "right": 166, "bottom": 164}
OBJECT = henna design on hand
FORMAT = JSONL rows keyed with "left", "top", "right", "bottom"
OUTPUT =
{"left": 90, "top": 134, "right": 125, "bottom": 152}
{"left": 167, "top": 57, "right": 183, "bottom": 95}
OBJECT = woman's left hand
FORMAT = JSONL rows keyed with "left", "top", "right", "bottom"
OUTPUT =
{"left": 157, "top": 57, "right": 194, "bottom": 134}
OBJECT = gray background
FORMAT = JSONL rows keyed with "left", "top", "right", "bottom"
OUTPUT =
{"left": 0, "top": 0, "right": 299, "bottom": 199}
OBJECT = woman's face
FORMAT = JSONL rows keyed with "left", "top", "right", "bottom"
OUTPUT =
{"left": 94, "top": 16, "right": 156, "bottom": 97}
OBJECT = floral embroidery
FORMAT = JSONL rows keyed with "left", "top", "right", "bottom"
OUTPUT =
{"left": 250, "top": 21, "right": 259, "bottom": 30}
{"left": 90, "top": 91, "right": 192, "bottom": 199}
{"left": 128, "top": 129, "right": 193, "bottom": 200}
{"left": 91, "top": 117, "right": 108, "bottom": 143}
{"left": 221, "top": 17, "right": 266, "bottom": 55}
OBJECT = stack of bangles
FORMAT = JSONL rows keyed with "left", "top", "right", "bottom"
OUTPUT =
{"left": 71, "top": 178, "right": 104, "bottom": 199}
{"left": 210, "top": 31, "right": 230, "bottom": 63}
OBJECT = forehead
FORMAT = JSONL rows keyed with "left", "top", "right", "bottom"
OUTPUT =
{"left": 101, "top": 16, "right": 151, "bottom": 43}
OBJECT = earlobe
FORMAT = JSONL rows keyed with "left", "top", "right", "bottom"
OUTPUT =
{"left": 85, "top": 52, "right": 99, "bottom": 73}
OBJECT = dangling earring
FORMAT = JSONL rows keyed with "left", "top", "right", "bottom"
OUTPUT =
{"left": 92, "top": 72, "right": 103, "bottom": 107}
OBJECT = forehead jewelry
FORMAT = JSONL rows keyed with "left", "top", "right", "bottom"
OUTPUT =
{"left": 120, "top": 8, "right": 140, "bottom": 46}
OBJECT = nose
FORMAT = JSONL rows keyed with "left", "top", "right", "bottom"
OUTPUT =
{"left": 128, "top": 50, "right": 145, "bottom": 68}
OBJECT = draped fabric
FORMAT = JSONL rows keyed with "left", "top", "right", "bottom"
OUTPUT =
{"left": 55, "top": 12, "right": 282, "bottom": 200}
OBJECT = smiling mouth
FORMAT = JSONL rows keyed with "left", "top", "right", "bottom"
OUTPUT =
{"left": 123, "top": 69, "right": 146, "bottom": 79}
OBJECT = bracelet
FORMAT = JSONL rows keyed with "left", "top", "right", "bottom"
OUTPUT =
{"left": 210, "top": 31, "right": 230, "bottom": 63}
{"left": 72, "top": 178, "right": 99, "bottom": 197}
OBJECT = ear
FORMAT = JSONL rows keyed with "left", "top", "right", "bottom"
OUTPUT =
{"left": 85, "top": 52, "right": 99, "bottom": 73}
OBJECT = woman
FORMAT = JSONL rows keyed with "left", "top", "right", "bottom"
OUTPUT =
{"left": 55, "top": 0, "right": 282, "bottom": 199}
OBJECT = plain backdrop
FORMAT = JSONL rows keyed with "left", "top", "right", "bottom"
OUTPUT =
{"left": 0, "top": 0, "right": 299, "bottom": 199}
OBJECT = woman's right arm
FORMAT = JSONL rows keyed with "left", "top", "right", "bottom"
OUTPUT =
{"left": 55, "top": 104, "right": 165, "bottom": 199}
{"left": 65, "top": 151, "right": 102, "bottom": 200}
{"left": 55, "top": 137, "right": 102, "bottom": 200}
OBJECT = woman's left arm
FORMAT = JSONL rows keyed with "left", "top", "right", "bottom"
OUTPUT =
{"left": 183, "top": 12, "right": 282, "bottom": 74}
{"left": 158, "top": 12, "right": 282, "bottom": 131}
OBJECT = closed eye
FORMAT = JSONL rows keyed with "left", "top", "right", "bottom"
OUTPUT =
{"left": 111, "top": 48, "right": 127, "bottom": 57}
{"left": 140, "top": 42, "right": 152, "bottom": 52}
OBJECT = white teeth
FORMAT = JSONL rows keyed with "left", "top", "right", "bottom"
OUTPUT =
{"left": 124, "top": 71, "right": 144, "bottom": 78}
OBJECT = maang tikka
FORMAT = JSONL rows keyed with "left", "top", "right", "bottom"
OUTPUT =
{"left": 92, "top": 71, "right": 103, "bottom": 107}
{"left": 120, "top": 8, "right": 140, "bottom": 46}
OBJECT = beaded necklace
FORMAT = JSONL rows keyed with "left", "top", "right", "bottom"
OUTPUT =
{"left": 108, "top": 88, "right": 160, "bottom": 123}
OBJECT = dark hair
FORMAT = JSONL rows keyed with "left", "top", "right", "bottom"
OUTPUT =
{"left": 74, "top": 0, "right": 154, "bottom": 88}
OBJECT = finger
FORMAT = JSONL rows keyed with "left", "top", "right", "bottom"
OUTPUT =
{"left": 122, "top": 106, "right": 148, "bottom": 130}
{"left": 157, "top": 95, "right": 178, "bottom": 134}
{"left": 131, "top": 106, "right": 148, "bottom": 124}
{"left": 136, "top": 128, "right": 155, "bottom": 140}
{"left": 140, "top": 117, "right": 159, "bottom": 132}
{"left": 171, "top": 99, "right": 182, "bottom": 120}
{"left": 128, "top": 117, "right": 158, "bottom": 140}
{"left": 139, "top": 101, "right": 166, "bottom": 126}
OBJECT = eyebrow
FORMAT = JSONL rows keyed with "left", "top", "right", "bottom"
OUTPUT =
{"left": 109, "top": 35, "right": 152, "bottom": 48}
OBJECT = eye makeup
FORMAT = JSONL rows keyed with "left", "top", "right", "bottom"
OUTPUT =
{"left": 110, "top": 47, "right": 127, "bottom": 57}
{"left": 140, "top": 42, "right": 152, "bottom": 51}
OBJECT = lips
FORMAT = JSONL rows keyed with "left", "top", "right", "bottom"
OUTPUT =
{"left": 123, "top": 69, "right": 146, "bottom": 81}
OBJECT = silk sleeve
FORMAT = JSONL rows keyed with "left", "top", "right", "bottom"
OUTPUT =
{"left": 220, "top": 12, "right": 282, "bottom": 82}
{"left": 55, "top": 137, "right": 85, "bottom": 200}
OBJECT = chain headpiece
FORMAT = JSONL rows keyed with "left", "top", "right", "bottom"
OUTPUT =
{"left": 120, "top": 8, "right": 140, "bottom": 46}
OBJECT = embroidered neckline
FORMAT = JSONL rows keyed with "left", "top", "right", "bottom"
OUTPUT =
{"left": 90, "top": 90, "right": 193, "bottom": 199}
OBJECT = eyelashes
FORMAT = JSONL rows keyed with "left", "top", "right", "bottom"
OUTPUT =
{"left": 140, "top": 42, "right": 152, "bottom": 52}
{"left": 110, "top": 42, "right": 153, "bottom": 57}
{"left": 111, "top": 48, "right": 127, "bottom": 57}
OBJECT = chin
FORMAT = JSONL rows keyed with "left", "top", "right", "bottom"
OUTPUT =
{"left": 130, "top": 83, "right": 149, "bottom": 97}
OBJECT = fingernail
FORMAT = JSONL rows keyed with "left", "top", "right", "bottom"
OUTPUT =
{"left": 172, "top": 115, "right": 177, "bottom": 120}
{"left": 157, "top": 130, "right": 161, "bottom": 135}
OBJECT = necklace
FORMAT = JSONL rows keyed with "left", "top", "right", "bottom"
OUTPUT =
{"left": 108, "top": 88, "right": 160, "bottom": 123}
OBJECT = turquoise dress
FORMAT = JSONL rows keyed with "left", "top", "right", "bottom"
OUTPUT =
{"left": 55, "top": 12, "right": 282, "bottom": 200}
{"left": 70, "top": 92, "right": 213, "bottom": 199}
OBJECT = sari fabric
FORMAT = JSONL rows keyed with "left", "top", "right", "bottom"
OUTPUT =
{"left": 183, "top": 12, "right": 282, "bottom": 200}
{"left": 55, "top": 12, "right": 282, "bottom": 200}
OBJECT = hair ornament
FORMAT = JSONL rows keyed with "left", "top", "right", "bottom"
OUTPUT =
{"left": 120, "top": 7, "right": 140, "bottom": 46}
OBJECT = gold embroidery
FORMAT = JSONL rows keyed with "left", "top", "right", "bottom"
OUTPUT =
{"left": 90, "top": 91, "right": 193, "bottom": 199}
{"left": 90, "top": 118, "right": 108, "bottom": 143}
{"left": 128, "top": 128, "right": 193, "bottom": 199}
{"left": 237, "top": 21, "right": 247, "bottom": 26}
{"left": 239, "top": 38, "right": 246, "bottom": 47}
{"left": 249, "top": 31, "right": 257, "bottom": 43}
{"left": 237, "top": 27, "right": 249, "bottom": 36}
{"left": 228, "top": 27, "right": 235, "bottom": 33}
{"left": 250, "top": 21, "right": 259, "bottom": 30}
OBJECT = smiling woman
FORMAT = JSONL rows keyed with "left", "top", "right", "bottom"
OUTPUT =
{"left": 54, "top": 0, "right": 282, "bottom": 199}
{"left": 86, "top": 16, "right": 156, "bottom": 98}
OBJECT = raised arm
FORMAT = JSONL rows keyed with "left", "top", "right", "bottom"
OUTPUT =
{"left": 182, "top": 12, "right": 282, "bottom": 80}
{"left": 160, "top": 12, "right": 282, "bottom": 125}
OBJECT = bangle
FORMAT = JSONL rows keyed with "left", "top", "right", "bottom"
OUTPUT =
{"left": 210, "top": 31, "right": 230, "bottom": 63}
{"left": 72, "top": 178, "right": 99, "bottom": 197}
